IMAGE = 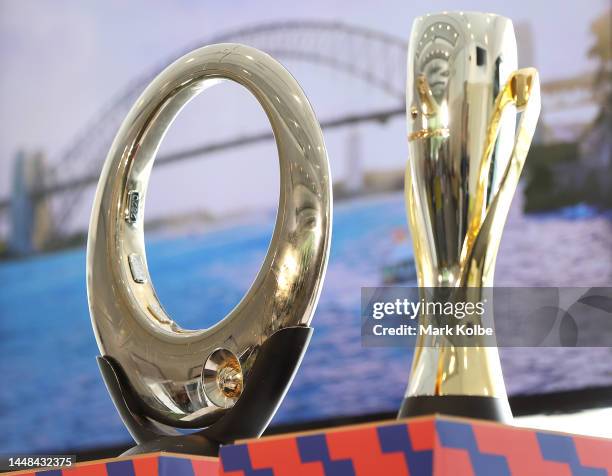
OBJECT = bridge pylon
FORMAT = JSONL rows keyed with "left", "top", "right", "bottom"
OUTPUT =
{"left": 9, "top": 150, "right": 53, "bottom": 255}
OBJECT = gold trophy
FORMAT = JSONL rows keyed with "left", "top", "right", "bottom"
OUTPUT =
{"left": 399, "top": 12, "right": 541, "bottom": 421}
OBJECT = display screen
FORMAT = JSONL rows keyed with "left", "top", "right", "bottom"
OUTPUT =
{"left": 0, "top": 0, "right": 610, "bottom": 455}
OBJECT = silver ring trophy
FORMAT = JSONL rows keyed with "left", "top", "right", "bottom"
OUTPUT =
{"left": 87, "top": 44, "right": 332, "bottom": 455}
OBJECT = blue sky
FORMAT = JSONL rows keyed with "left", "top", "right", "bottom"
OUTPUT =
{"left": 0, "top": 0, "right": 608, "bottom": 229}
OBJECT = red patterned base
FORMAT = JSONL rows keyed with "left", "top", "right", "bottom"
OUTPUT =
{"left": 6, "top": 452, "right": 219, "bottom": 476}
{"left": 220, "top": 415, "right": 612, "bottom": 475}
{"left": 7, "top": 415, "right": 612, "bottom": 475}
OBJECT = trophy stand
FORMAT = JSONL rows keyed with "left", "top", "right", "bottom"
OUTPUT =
{"left": 97, "top": 326, "right": 312, "bottom": 456}
{"left": 398, "top": 394, "right": 512, "bottom": 423}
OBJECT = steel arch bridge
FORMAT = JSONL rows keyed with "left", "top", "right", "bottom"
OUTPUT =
{"left": 10, "top": 21, "right": 409, "bottom": 239}
{"left": 0, "top": 20, "right": 596, "bottom": 244}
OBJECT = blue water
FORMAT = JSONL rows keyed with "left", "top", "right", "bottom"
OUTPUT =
{"left": 0, "top": 194, "right": 416, "bottom": 453}
{"left": 4, "top": 193, "right": 610, "bottom": 453}
{"left": 533, "top": 203, "right": 608, "bottom": 221}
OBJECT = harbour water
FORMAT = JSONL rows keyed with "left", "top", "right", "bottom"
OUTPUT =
{"left": 1, "top": 192, "right": 611, "bottom": 453}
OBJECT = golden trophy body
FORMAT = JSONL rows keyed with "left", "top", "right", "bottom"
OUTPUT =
{"left": 399, "top": 12, "right": 541, "bottom": 421}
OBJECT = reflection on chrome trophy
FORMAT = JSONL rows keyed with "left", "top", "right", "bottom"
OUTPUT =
{"left": 400, "top": 12, "right": 541, "bottom": 421}
{"left": 87, "top": 44, "right": 331, "bottom": 455}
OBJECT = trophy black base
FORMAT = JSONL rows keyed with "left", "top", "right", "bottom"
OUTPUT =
{"left": 120, "top": 434, "right": 219, "bottom": 457}
{"left": 98, "top": 325, "right": 314, "bottom": 457}
{"left": 398, "top": 395, "right": 513, "bottom": 423}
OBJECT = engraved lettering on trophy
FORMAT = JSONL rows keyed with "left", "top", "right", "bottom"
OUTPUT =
{"left": 126, "top": 190, "right": 140, "bottom": 224}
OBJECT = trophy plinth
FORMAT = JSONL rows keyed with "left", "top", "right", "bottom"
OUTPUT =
{"left": 400, "top": 12, "right": 541, "bottom": 422}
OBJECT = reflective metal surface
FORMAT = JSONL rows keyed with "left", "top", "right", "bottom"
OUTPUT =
{"left": 404, "top": 13, "right": 541, "bottom": 399}
{"left": 87, "top": 44, "right": 331, "bottom": 429}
